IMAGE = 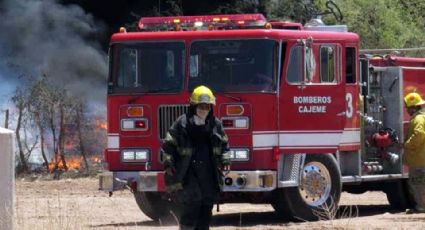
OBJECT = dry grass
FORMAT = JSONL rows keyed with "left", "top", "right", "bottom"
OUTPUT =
{"left": 16, "top": 178, "right": 425, "bottom": 230}
{"left": 15, "top": 186, "right": 157, "bottom": 230}
{"left": 311, "top": 196, "right": 359, "bottom": 230}
{"left": 16, "top": 193, "right": 94, "bottom": 230}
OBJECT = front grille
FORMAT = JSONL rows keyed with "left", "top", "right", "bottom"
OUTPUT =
{"left": 158, "top": 104, "right": 189, "bottom": 139}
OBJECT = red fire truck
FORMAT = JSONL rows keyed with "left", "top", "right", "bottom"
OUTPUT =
{"left": 99, "top": 13, "right": 425, "bottom": 221}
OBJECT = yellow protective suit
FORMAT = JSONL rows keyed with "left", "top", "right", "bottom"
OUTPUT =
{"left": 404, "top": 110, "right": 425, "bottom": 168}
{"left": 404, "top": 110, "right": 425, "bottom": 212}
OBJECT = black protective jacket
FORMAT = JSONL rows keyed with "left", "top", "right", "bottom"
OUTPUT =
{"left": 161, "top": 111, "right": 230, "bottom": 197}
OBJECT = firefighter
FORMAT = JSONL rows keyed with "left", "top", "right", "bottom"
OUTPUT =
{"left": 403, "top": 92, "right": 425, "bottom": 214}
{"left": 161, "top": 85, "right": 230, "bottom": 229}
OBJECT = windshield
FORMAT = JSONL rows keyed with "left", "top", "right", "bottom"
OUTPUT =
{"left": 109, "top": 42, "right": 185, "bottom": 94}
{"left": 188, "top": 39, "right": 278, "bottom": 93}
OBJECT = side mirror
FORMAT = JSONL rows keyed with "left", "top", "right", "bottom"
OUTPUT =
{"left": 304, "top": 37, "right": 316, "bottom": 83}
{"left": 360, "top": 58, "right": 369, "bottom": 96}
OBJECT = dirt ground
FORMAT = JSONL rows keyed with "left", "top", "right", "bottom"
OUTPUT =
{"left": 15, "top": 176, "right": 425, "bottom": 230}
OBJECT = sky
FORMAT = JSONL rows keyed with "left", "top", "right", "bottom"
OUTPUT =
{"left": 0, "top": 0, "right": 108, "bottom": 111}
{"left": 0, "top": 0, "right": 110, "bottom": 164}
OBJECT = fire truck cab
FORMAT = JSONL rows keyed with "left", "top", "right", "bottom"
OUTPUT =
{"left": 99, "top": 14, "right": 425, "bottom": 221}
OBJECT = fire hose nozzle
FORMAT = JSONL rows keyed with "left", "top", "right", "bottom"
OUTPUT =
{"left": 384, "top": 152, "right": 399, "bottom": 165}
{"left": 363, "top": 115, "right": 382, "bottom": 126}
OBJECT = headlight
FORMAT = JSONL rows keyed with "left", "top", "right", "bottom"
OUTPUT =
{"left": 121, "top": 118, "right": 149, "bottom": 131}
{"left": 235, "top": 150, "right": 249, "bottom": 159}
{"left": 122, "top": 120, "right": 135, "bottom": 129}
{"left": 121, "top": 149, "right": 150, "bottom": 162}
{"left": 122, "top": 150, "right": 135, "bottom": 160}
{"left": 222, "top": 117, "right": 249, "bottom": 129}
{"left": 135, "top": 150, "right": 149, "bottom": 160}
{"left": 229, "top": 148, "right": 249, "bottom": 161}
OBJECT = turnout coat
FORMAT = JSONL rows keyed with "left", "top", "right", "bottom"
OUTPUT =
{"left": 161, "top": 113, "right": 230, "bottom": 195}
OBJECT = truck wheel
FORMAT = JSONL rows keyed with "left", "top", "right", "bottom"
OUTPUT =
{"left": 384, "top": 179, "right": 415, "bottom": 210}
{"left": 271, "top": 188, "right": 293, "bottom": 220}
{"left": 285, "top": 154, "right": 342, "bottom": 221}
{"left": 134, "top": 191, "right": 171, "bottom": 221}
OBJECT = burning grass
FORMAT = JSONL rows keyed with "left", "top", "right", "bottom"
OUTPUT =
{"left": 19, "top": 154, "right": 104, "bottom": 182}
{"left": 48, "top": 155, "right": 102, "bottom": 173}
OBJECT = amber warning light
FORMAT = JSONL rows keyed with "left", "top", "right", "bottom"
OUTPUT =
{"left": 127, "top": 106, "right": 143, "bottom": 117}
{"left": 139, "top": 14, "right": 266, "bottom": 31}
{"left": 226, "top": 105, "right": 244, "bottom": 115}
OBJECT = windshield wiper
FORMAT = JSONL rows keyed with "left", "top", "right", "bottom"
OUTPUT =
{"left": 147, "top": 87, "right": 179, "bottom": 93}
{"left": 223, "top": 94, "right": 242, "bottom": 102}
{"left": 126, "top": 87, "right": 179, "bottom": 104}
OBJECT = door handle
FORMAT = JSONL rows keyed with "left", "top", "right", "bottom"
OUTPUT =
{"left": 337, "top": 112, "right": 346, "bottom": 117}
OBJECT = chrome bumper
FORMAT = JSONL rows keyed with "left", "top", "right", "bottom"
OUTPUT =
{"left": 222, "top": 170, "right": 277, "bottom": 192}
{"left": 98, "top": 171, "right": 165, "bottom": 192}
{"left": 99, "top": 170, "right": 277, "bottom": 192}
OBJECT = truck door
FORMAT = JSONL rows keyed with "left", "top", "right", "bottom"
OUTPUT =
{"left": 279, "top": 39, "right": 345, "bottom": 153}
{"left": 340, "top": 46, "right": 361, "bottom": 151}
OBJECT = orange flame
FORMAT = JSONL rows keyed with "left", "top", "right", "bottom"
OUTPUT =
{"left": 67, "top": 156, "right": 83, "bottom": 170}
{"left": 48, "top": 155, "right": 103, "bottom": 173}
{"left": 95, "top": 117, "right": 107, "bottom": 130}
{"left": 48, "top": 155, "right": 83, "bottom": 172}
{"left": 90, "top": 156, "right": 102, "bottom": 164}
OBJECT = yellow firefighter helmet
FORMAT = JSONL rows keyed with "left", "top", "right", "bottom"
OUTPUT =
{"left": 404, "top": 92, "right": 425, "bottom": 107}
{"left": 190, "top": 85, "right": 216, "bottom": 105}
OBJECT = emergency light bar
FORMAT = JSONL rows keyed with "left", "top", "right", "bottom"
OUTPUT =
{"left": 139, "top": 14, "right": 267, "bottom": 31}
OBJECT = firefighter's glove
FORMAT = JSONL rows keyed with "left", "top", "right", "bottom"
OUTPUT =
{"left": 223, "top": 165, "right": 231, "bottom": 176}
{"left": 165, "top": 166, "right": 176, "bottom": 176}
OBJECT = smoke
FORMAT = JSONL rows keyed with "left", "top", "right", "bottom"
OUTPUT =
{"left": 0, "top": 0, "right": 108, "bottom": 104}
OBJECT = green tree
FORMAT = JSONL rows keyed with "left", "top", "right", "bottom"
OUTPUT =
{"left": 127, "top": 0, "right": 425, "bottom": 55}
{"left": 213, "top": 0, "right": 270, "bottom": 15}
{"left": 321, "top": 0, "right": 425, "bottom": 53}
{"left": 398, "top": 0, "right": 425, "bottom": 55}
{"left": 269, "top": 0, "right": 318, "bottom": 23}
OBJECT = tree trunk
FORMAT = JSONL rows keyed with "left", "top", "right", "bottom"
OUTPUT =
{"left": 58, "top": 104, "right": 68, "bottom": 171}
{"left": 35, "top": 112, "right": 49, "bottom": 172}
{"left": 40, "top": 133, "right": 49, "bottom": 172}
{"left": 49, "top": 106, "right": 58, "bottom": 172}
{"left": 76, "top": 104, "right": 89, "bottom": 173}
{"left": 15, "top": 103, "right": 28, "bottom": 173}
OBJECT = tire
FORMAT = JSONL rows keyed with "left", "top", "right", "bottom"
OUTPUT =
{"left": 384, "top": 179, "right": 415, "bottom": 210}
{"left": 133, "top": 191, "right": 171, "bottom": 221}
{"left": 284, "top": 154, "right": 342, "bottom": 221}
{"left": 271, "top": 188, "right": 293, "bottom": 221}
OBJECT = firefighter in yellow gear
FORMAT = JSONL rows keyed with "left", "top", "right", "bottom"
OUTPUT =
{"left": 161, "top": 85, "right": 230, "bottom": 229}
{"left": 403, "top": 92, "right": 425, "bottom": 214}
